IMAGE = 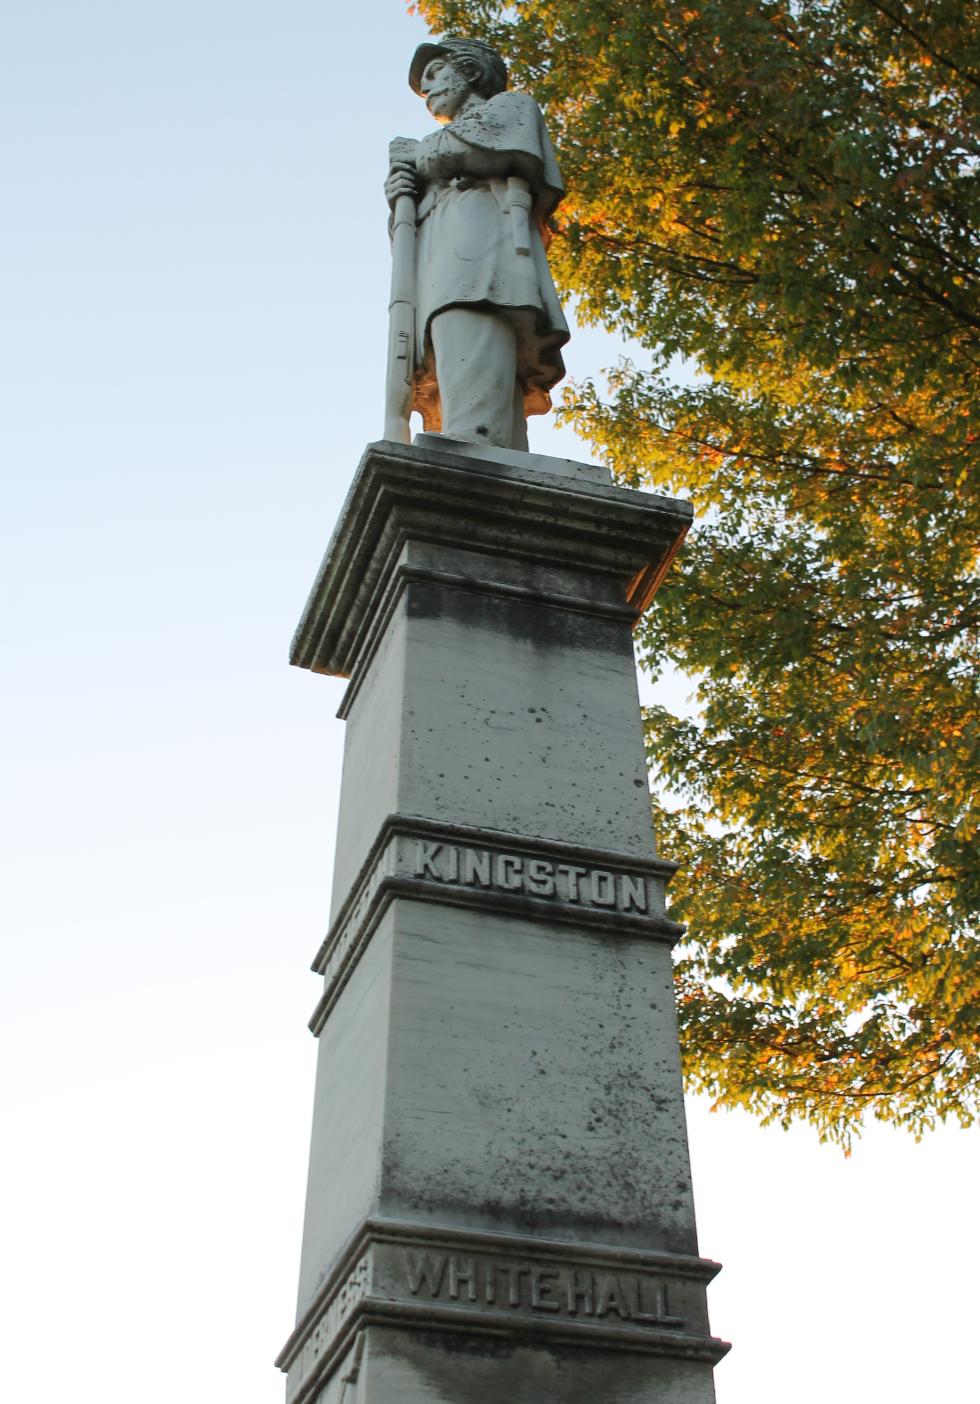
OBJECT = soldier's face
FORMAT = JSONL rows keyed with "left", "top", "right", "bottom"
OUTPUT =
{"left": 420, "top": 59, "right": 471, "bottom": 122}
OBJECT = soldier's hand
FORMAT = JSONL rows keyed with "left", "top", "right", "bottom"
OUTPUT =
{"left": 386, "top": 136, "right": 419, "bottom": 209}
{"left": 385, "top": 162, "right": 419, "bottom": 209}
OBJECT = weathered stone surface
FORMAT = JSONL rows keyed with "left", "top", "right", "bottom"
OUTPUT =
{"left": 350, "top": 1332, "right": 720, "bottom": 1404}
{"left": 280, "top": 439, "right": 725, "bottom": 1401}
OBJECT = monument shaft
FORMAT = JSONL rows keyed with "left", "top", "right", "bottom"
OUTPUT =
{"left": 278, "top": 437, "right": 727, "bottom": 1402}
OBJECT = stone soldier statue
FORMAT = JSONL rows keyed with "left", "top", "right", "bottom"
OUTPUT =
{"left": 385, "top": 38, "right": 570, "bottom": 450}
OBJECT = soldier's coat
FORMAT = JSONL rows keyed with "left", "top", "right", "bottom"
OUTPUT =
{"left": 411, "top": 91, "right": 570, "bottom": 426}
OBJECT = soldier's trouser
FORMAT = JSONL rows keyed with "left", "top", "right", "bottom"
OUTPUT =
{"left": 430, "top": 307, "right": 528, "bottom": 450}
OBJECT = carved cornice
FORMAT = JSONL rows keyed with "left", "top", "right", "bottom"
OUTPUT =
{"left": 276, "top": 1217, "right": 729, "bottom": 1404}
{"left": 290, "top": 439, "right": 692, "bottom": 679}
{"left": 308, "top": 813, "right": 684, "bottom": 1038}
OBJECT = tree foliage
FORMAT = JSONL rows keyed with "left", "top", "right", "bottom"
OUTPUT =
{"left": 414, "top": 0, "right": 980, "bottom": 1143}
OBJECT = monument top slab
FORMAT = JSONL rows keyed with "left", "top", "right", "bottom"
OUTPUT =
{"left": 413, "top": 431, "right": 612, "bottom": 486}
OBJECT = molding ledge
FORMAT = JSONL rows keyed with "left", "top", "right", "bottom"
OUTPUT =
{"left": 307, "top": 813, "right": 685, "bottom": 1038}
{"left": 290, "top": 439, "right": 692, "bottom": 678}
{"left": 276, "top": 1216, "right": 729, "bottom": 1404}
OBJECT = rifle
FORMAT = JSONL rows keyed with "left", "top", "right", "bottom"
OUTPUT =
{"left": 384, "top": 138, "right": 419, "bottom": 443}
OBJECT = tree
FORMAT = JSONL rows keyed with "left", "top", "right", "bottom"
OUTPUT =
{"left": 414, "top": 0, "right": 980, "bottom": 1142}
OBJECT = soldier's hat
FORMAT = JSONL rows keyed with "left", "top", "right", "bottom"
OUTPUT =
{"left": 409, "top": 38, "right": 508, "bottom": 98}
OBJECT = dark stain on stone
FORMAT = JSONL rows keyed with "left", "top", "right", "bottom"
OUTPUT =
{"left": 369, "top": 1326, "right": 702, "bottom": 1402}
{"left": 406, "top": 579, "right": 630, "bottom": 656}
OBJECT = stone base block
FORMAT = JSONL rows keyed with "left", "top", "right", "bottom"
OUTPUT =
{"left": 324, "top": 1327, "right": 720, "bottom": 1404}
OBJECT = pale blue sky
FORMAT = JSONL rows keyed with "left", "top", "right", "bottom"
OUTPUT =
{"left": 2, "top": 4, "right": 975, "bottom": 1401}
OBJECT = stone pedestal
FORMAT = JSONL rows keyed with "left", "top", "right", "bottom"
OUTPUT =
{"left": 277, "top": 437, "right": 728, "bottom": 1403}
